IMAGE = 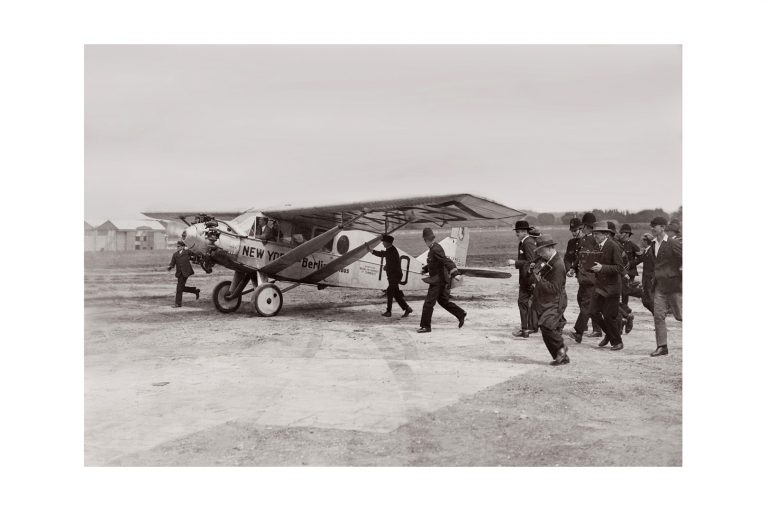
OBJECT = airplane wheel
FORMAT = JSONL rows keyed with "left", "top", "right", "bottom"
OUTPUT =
{"left": 252, "top": 283, "right": 283, "bottom": 317}
{"left": 212, "top": 280, "right": 242, "bottom": 313}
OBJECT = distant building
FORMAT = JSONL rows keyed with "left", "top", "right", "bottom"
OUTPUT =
{"left": 85, "top": 219, "right": 167, "bottom": 251}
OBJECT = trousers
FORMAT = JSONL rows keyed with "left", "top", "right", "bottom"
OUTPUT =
{"left": 518, "top": 284, "right": 533, "bottom": 330}
{"left": 589, "top": 292, "right": 623, "bottom": 346}
{"left": 175, "top": 275, "right": 197, "bottom": 306}
{"left": 420, "top": 282, "right": 465, "bottom": 329}
{"left": 385, "top": 278, "right": 409, "bottom": 312}
{"left": 653, "top": 288, "right": 682, "bottom": 347}
{"left": 575, "top": 283, "right": 600, "bottom": 334}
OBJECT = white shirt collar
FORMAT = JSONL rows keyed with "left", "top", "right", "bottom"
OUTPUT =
{"left": 654, "top": 233, "right": 668, "bottom": 256}
{"left": 521, "top": 235, "right": 530, "bottom": 243}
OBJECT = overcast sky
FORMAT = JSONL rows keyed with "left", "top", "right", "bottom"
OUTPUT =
{"left": 85, "top": 45, "right": 681, "bottom": 220}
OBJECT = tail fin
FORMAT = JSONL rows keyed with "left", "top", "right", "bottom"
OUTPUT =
{"left": 416, "top": 227, "right": 470, "bottom": 266}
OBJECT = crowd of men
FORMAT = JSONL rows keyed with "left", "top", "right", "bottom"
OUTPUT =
{"left": 511, "top": 214, "right": 682, "bottom": 365}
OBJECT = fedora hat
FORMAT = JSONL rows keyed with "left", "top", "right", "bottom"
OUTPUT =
{"left": 592, "top": 220, "right": 615, "bottom": 234}
{"left": 514, "top": 220, "right": 530, "bottom": 231}
{"left": 620, "top": 223, "right": 633, "bottom": 234}
{"left": 534, "top": 234, "right": 557, "bottom": 251}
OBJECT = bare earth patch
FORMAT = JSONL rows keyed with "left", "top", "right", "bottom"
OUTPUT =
{"left": 85, "top": 250, "right": 681, "bottom": 466}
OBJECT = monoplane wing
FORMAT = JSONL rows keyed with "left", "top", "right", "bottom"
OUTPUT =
{"left": 258, "top": 193, "right": 524, "bottom": 232}
{"left": 301, "top": 235, "right": 384, "bottom": 284}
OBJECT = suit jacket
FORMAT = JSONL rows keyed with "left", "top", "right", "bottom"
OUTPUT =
{"left": 372, "top": 245, "right": 403, "bottom": 281}
{"left": 564, "top": 236, "right": 580, "bottom": 271}
{"left": 425, "top": 242, "right": 458, "bottom": 283}
{"left": 576, "top": 233, "right": 599, "bottom": 285}
{"left": 619, "top": 239, "right": 641, "bottom": 278}
{"left": 514, "top": 236, "right": 537, "bottom": 285}
{"left": 592, "top": 237, "right": 624, "bottom": 297}
{"left": 169, "top": 249, "right": 195, "bottom": 278}
{"left": 651, "top": 237, "right": 682, "bottom": 293}
{"left": 533, "top": 254, "right": 568, "bottom": 330}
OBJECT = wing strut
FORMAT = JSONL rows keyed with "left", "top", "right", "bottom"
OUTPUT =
{"left": 302, "top": 235, "right": 383, "bottom": 284}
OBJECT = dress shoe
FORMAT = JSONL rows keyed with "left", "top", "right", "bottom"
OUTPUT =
{"left": 598, "top": 336, "right": 609, "bottom": 347}
{"left": 561, "top": 355, "right": 570, "bottom": 365}
{"left": 610, "top": 342, "right": 624, "bottom": 351}
{"left": 382, "top": 311, "right": 392, "bottom": 317}
{"left": 195, "top": 288, "right": 201, "bottom": 300}
{"left": 567, "top": 331, "right": 583, "bottom": 343}
{"left": 416, "top": 327, "right": 431, "bottom": 334}
{"left": 513, "top": 329, "right": 529, "bottom": 338}
{"left": 625, "top": 313, "right": 634, "bottom": 334}
{"left": 586, "top": 331, "right": 603, "bottom": 338}
{"left": 554, "top": 347, "right": 568, "bottom": 365}
{"left": 458, "top": 313, "right": 466, "bottom": 328}
{"left": 401, "top": 307, "right": 413, "bottom": 318}
{"left": 650, "top": 345, "right": 668, "bottom": 357}
{"left": 172, "top": 304, "right": 181, "bottom": 308}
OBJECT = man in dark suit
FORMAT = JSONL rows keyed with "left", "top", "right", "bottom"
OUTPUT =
{"left": 417, "top": 228, "right": 466, "bottom": 333}
{"left": 568, "top": 212, "right": 603, "bottom": 343}
{"left": 508, "top": 220, "right": 537, "bottom": 338}
{"left": 648, "top": 217, "right": 683, "bottom": 356}
{"left": 636, "top": 232, "right": 656, "bottom": 313}
{"left": 367, "top": 235, "right": 413, "bottom": 318}
{"left": 168, "top": 240, "right": 200, "bottom": 307}
{"left": 588, "top": 221, "right": 625, "bottom": 350}
{"left": 616, "top": 223, "right": 644, "bottom": 333}
{"left": 531, "top": 235, "right": 570, "bottom": 365}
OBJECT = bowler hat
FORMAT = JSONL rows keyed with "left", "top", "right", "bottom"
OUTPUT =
{"left": 534, "top": 234, "right": 557, "bottom": 251}
{"left": 581, "top": 212, "right": 597, "bottom": 227}
{"left": 650, "top": 216, "right": 668, "bottom": 227}
{"left": 422, "top": 227, "right": 435, "bottom": 239}
{"left": 514, "top": 220, "right": 530, "bottom": 231}
{"left": 569, "top": 218, "right": 582, "bottom": 230}
{"left": 176, "top": 240, "right": 186, "bottom": 246}
{"left": 382, "top": 234, "right": 394, "bottom": 244}
{"left": 620, "top": 223, "right": 633, "bottom": 234}
{"left": 592, "top": 220, "right": 615, "bottom": 234}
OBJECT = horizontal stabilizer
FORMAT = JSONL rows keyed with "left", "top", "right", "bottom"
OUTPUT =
{"left": 458, "top": 268, "right": 511, "bottom": 279}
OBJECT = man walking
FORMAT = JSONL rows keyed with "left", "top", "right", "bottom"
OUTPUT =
{"left": 509, "top": 220, "right": 536, "bottom": 338}
{"left": 649, "top": 217, "right": 683, "bottom": 356}
{"left": 588, "top": 221, "right": 625, "bottom": 351}
{"left": 568, "top": 212, "right": 603, "bottom": 343}
{"left": 531, "top": 234, "right": 570, "bottom": 366}
{"left": 368, "top": 235, "right": 413, "bottom": 318}
{"left": 168, "top": 240, "right": 200, "bottom": 307}
{"left": 417, "top": 228, "right": 466, "bottom": 333}
{"left": 616, "top": 223, "right": 644, "bottom": 333}
{"left": 637, "top": 232, "right": 655, "bottom": 313}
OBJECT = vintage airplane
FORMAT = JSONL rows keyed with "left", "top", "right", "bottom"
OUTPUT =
{"left": 144, "top": 194, "right": 524, "bottom": 317}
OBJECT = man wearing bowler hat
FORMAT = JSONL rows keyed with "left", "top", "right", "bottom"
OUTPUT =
{"left": 588, "top": 220, "right": 625, "bottom": 350}
{"left": 509, "top": 219, "right": 537, "bottom": 338}
{"left": 567, "top": 212, "right": 603, "bottom": 343}
{"left": 648, "top": 216, "right": 683, "bottom": 357}
{"left": 417, "top": 227, "right": 466, "bottom": 333}
{"left": 367, "top": 235, "right": 413, "bottom": 318}
{"left": 531, "top": 234, "right": 570, "bottom": 365}
{"left": 167, "top": 240, "right": 200, "bottom": 308}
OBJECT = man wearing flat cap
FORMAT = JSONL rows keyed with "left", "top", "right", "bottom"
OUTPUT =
{"left": 531, "top": 235, "right": 569, "bottom": 365}
{"left": 588, "top": 220, "right": 625, "bottom": 350}
{"left": 648, "top": 216, "right": 683, "bottom": 357}
{"left": 417, "top": 227, "right": 466, "bottom": 333}
{"left": 508, "top": 220, "right": 537, "bottom": 338}
{"left": 568, "top": 212, "right": 603, "bottom": 343}
{"left": 167, "top": 240, "right": 200, "bottom": 307}
{"left": 616, "top": 223, "right": 644, "bottom": 334}
{"left": 367, "top": 235, "right": 413, "bottom": 318}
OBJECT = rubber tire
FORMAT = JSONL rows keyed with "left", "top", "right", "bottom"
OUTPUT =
{"left": 212, "top": 280, "right": 242, "bottom": 313}
{"left": 252, "top": 283, "right": 283, "bottom": 317}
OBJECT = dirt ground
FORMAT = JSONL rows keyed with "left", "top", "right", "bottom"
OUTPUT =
{"left": 84, "top": 247, "right": 681, "bottom": 466}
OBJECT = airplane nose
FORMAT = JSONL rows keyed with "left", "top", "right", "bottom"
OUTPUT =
{"left": 181, "top": 224, "right": 204, "bottom": 252}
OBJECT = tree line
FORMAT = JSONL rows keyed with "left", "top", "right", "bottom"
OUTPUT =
{"left": 522, "top": 206, "right": 683, "bottom": 226}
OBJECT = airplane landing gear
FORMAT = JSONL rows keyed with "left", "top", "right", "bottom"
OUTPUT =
{"left": 212, "top": 280, "right": 242, "bottom": 313}
{"left": 252, "top": 283, "right": 283, "bottom": 317}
